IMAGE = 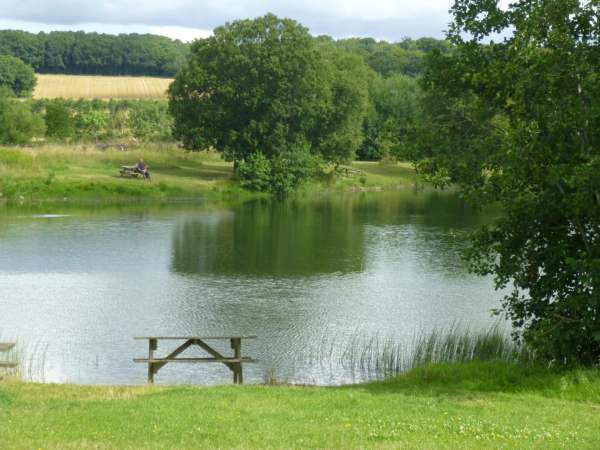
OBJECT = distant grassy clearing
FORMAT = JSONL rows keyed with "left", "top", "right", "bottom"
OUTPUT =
{"left": 0, "top": 145, "right": 418, "bottom": 205}
{"left": 34, "top": 74, "right": 173, "bottom": 99}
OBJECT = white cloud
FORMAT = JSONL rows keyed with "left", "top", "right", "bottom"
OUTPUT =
{"left": 0, "top": 0, "right": 457, "bottom": 40}
{"left": 149, "top": 26, "right": 212, "bottom": 42}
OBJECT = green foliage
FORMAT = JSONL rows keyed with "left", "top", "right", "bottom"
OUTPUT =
{"left": 0, "top": 55, "right": 36, "bottom": 97}
{"left": 237, "top": 152, "right": 272, "bottom": 192}
{"left": 312, "top": 42, "right": 371, "bottom": 165}
{"left": 238, "top": 145, "right": 320, "bottom": 197}
{"left": 75, "top": 109, "right": 109, "bottom": 141}
{"left": 128, "top": 101, "right": 173, "bottom": 141}
{"left": 357, "top": 74, "right": 420, "bottom": 161}
{"left": 44, "top": 101, "right": 75, "bottom": 140}
{"left": 0, "top": 94, "right": 45, "bottom": 145}
{"left": 31, "top": 99, "right": 173, "bottom": 142}
{"left": 0, "top": 30, "right": 188, "bottom": 77}
{"left": 169, "top": 14, "right": 370, "bottom": 185}
{"left": 414, "top": 0, "right": 600, "bottom": 365}
{"left": 334, "top": 37, "right": 452, "bottom": 78}
{"left": 269, "top": 145, "right": 321, "bottom": 197}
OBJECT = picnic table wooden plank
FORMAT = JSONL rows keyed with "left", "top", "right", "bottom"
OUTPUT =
{"left": 134, "top": 357, "right": 255, "bottom": 363}
{"left": 0, "top": 342, "right": 15, "bottom": 352}
{"left": 134, "top": 336, "right": 257, "bottom": 340}
{"left": 0, "top": 361, "right": 18, "bottom": 368}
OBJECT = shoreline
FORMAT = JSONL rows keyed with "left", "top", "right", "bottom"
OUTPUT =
{"left": 0, "top": 144, "right": 420, "bottom": 208}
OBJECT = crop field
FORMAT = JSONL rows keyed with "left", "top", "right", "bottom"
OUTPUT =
{"left": 33, "top": 74, "right": 173, "bottom": 99}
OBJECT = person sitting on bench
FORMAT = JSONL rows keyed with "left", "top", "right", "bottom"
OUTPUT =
{"left": 135, "top": 158, "right": 151, "bottom": 180}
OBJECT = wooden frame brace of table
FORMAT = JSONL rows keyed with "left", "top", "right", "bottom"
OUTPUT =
{"left": 134, "top": 336, "right": 256, "bottom": 384}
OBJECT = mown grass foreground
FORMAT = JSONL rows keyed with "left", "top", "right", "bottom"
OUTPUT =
{"left": 1, "top": 362, "right": 599, "bottom": 449}
{"left": 0, "top": 145, "right": 417, "bottom": 206}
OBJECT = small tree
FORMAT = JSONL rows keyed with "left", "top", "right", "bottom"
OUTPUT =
{"left": 0, "top": 55, "right": 36, "bottom": 97}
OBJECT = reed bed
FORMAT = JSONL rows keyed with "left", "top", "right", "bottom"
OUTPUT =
{"left": 290, "top": 324, "right": 535, "bottom": 384}
{"left": 345, "top": 325, "right": 535, "bottom": 381}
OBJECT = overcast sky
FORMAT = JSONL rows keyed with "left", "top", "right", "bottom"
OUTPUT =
{"left": 0, "top": 0, "right": 457, "bottom": 42}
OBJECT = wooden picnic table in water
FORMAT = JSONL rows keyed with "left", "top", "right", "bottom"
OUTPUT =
{"left": 133, "top": 336, "right": 257, "bottom": 384}
{"left": 0, "top": 342, "right": 17, "bottom": 369}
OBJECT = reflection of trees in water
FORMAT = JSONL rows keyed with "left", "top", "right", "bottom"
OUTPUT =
{"left": 171, "top": 199, "right": 366, "bottom": 276}
{"left": 170, "top": 190, "right": 492, "bottom": 278}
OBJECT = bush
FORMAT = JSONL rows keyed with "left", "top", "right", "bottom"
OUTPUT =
{"left": 270, "top": 145, "right": 320, "bottom": 197}
{"left": 238, "top": 152, "right": 272, "bottom": 192}
{"left": 0, "top": 94, "right": 45, "bottom": 144}
{"left": 238, "top": 145, "right": 320, "bottom": 197}
{"left": 0, "top": 55, "right": 36, "bottom": 97}
{"left": 45, "top": 101, "right": 75, "bottom": 140}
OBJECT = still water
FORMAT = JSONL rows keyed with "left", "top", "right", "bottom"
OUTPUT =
{"left": 0, "top": 190, "right": 502, "bottom": 385}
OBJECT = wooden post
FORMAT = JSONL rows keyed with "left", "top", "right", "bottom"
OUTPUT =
{"left": 231, "top": 338, "right": 242, "bottom": 384}
{"left": 148, "top": 338, "right": 157, "bottom": 384}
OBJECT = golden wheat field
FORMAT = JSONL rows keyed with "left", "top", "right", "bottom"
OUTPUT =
{"left": 33, "top": 74, "right": 173, "bottom": 99}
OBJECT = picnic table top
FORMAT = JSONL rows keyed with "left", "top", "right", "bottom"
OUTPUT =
{"left": 134, "top": 357, "right": 256, "bottom": 363}
{"left": 134, "top": 336, "right": 257, "bottom": 340}
{"left": 121, "top": 165, "right": 138, "bottom": 169}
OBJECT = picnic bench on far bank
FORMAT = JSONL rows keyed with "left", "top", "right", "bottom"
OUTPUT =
{"left": 134, "top": 336, "right": 256, "bottom": 384}
{"left": 119, "top": 165, "right": 146, "bottom": 179}
{"left": 0, "top": 342, "right": 17, "bottom": 369}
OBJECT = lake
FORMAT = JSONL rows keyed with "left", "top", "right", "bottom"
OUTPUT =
{"left": 0, "top": 189, "right": 503, "bottom": 385}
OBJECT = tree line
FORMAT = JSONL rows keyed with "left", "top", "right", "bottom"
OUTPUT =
{"left": 0, "top": 30, "right": 189, "bottom": 77}
{"left": 0, "top": 29, "right": 447, "bottom": 79}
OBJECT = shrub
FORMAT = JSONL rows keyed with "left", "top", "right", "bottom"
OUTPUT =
{"left": 237, "top": 152, "right": 272, "bottom": 192}
{"left": 0, "top": 55, "right": 36, "bottom": 97}
{"left": 0, "top": 94, "right": 45, "bottom": 144}
{"left": 45, "top": 101, "right": 75, "bottom": 140}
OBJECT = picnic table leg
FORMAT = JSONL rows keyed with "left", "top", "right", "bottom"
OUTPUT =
{"left": 148, "top": 338, "right": 157, "bottom": 384}
{"left": 231, "top": 338, "right": 242, "bottom": 384}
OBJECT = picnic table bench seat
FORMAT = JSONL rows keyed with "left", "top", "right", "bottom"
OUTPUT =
{"left": 0, "top": 342, "right": 17, "bottom": 369}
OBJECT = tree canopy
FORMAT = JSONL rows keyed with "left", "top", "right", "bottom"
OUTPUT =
{"left": 0, "top": 55, "right": 36, "bottom": 97}
{"left": 0, "top": 30, "right": 189, "bottom": 77}
{"left": 169, "top": 14, "right": 370, "bottom": 167}
{"left": 413, "top": 0, "right": 600, "bottom": 364}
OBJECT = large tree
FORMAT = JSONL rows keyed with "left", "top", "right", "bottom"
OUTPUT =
{"left": 168, "top": 14, "right": 369, "bottom": 166}
{"left": 413, "top": 0, "right": 600, "bottom": 364}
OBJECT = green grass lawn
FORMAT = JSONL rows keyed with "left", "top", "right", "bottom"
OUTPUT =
{"left": 0, "top": 145, "right": 418, "bottom": 206}
{"left": 1, "top": 362, "right": 599, "bottom": 449}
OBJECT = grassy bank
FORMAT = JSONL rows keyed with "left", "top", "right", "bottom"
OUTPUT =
{"left": 1, "top": 362, "right": 599, "bottom": 449}
{"left": 0, "top": 145, "right": 418, "bottom": 206}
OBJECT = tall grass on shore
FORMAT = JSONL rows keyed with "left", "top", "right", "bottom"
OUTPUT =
{"left": 339, "top": 325, "right": 534, "bottom": 381}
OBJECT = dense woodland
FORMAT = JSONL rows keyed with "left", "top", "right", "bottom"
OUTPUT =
{"left": 0, "top": 29, "right": 447, "bottom": 78}
{"left": 0, "top": 30, "right": 189, "bottom": 76}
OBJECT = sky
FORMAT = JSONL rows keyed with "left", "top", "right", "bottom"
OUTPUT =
{"left": 0, "top": 0, "right": 458, "bottom": 42}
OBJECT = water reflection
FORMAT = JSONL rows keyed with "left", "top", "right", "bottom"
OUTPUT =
{"left": 171, "top": 190, "right": 482, "bottom": 278}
